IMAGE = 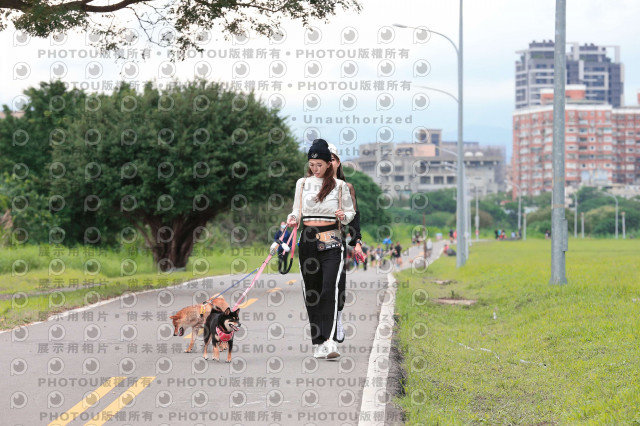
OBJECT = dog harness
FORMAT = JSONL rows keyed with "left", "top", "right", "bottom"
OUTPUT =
{"left": 216, "top": 326, "right": 234, "bottom": 342}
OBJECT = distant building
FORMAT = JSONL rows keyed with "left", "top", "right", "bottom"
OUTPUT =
{"left": 512, "top": 86, "right": 640, "bottom": 196}
{"left": 516, "top": 41, "right": 624, "bottom": 109}
{"left": 352, "top": 129, "right": 506, "bottom": 198}
{"left": 0, "top": 111, "right": 25, "bottom": 119}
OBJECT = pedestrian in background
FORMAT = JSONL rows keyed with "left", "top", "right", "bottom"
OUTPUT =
{"left": 327, "top": 143, "right": 364, "bottom": 343}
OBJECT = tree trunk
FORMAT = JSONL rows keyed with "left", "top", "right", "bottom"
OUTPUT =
{"left": 149, "top": 217, "right": 207, "bottom": 272}
{"left": 128, "top": 212, "right": 210, "bottom": 272}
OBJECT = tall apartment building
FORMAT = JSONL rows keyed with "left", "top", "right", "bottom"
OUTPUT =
{"left": 0, "top": 111, "right": 25, "bottom": 119}
{"left": 512, "top": 85, "right": 640, "bottom": 196}
{"left": 516, "top": 41, "right": 624, "bottom": 109}
{"left": 352, "top": 131, "right": 505, "bottom": 198}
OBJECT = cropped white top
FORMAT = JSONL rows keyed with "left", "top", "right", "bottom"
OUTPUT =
{"left": 287, "top": 176, "right": 356, "bottom": 227}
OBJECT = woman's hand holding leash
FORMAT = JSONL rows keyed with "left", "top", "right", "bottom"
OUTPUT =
{"left": 286, "top": 216, "right": 297, "bottom": 227}
{"left": 354, "top": 243, "right": 365, "bottom": 263}
{"left": 335, "top": 209, "right": 346, "bottom": 221}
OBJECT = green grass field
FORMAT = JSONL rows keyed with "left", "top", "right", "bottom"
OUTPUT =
{"left": 0, "top": 222, "right": 414, "bottom": 329}
{"left": 0, "top": 242, "right": 298, "bottom": 328}
{"left": 394, "top": 238, "right": 640, "bottom": 424}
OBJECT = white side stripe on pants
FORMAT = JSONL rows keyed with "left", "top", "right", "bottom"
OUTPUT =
{"left": 327, "top": 242, "right": 344, "bottom": 341}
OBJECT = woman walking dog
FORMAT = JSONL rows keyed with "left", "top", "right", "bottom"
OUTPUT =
{"left": 286, "top": 139, "right": 355, "bottom": 359}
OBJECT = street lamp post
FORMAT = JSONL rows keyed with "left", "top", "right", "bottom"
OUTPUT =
{"left": 443, "top": 160, "right": 469, "bottom": 258}
{"left": 467, "top": 182, "right": 480, "bottom": 241}
{"left": 506, "top": 180, "right": 522, "bottom": 237}
{"left": 622, "top": 211, "right": 626, "bottom": 239}
{"left": 474, "top": 184, "right": 479, "bottom": 241}
{"left": 604, "top": 192, "right": 619, "bottom": 239}
{"left": 394, "top": 0, "right": 465, "bottom": 267}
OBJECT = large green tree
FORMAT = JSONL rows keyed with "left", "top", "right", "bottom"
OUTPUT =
{"left": 409, "top": 188, "right": 456, "bottom": 215}
{"left": 51, "top": 80, "right": 306, "bottom": 270}
{"left": 1, "top": 0, "right": 361, "bottom": 59}
{"left": 342, "top": 166, "right": 390, "bottom": 235}
{"left": 0, "top": 81, "right": 86, "bottom": 194}
{"left": 1, "top": 81, "right": 135, "bottom": 245}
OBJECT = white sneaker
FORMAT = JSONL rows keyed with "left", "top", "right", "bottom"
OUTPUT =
{"left": 313, "top": 343, "right": 328, "bottom": 359}
{"left": 335, "top": 311, "right": 345, "bottom": 343}
{"left": 324, "top": 340, "right": 340, "bottom": 360}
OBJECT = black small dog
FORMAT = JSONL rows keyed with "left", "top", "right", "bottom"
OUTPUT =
{"left": 203, "top": 307, "right": 241, "bottom": 362}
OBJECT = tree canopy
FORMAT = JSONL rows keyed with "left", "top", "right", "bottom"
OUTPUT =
{"left": 47, "top": 79, "right": 306, "bottom": 269}
{"left": 1, "top": 0, "right": 361, "bottom": 59}
{"left": 342, "top": 166, "right": 390, "bottom": 235}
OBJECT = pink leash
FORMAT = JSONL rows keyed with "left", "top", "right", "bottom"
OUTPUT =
{"left": 232, "top": 225, "right": 297, "bottom": 311}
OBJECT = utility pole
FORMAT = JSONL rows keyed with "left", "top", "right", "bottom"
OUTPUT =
{"left": 423, "top": 213, "right": 427, "bottom": 259}
{"left": 517, "top": 190, "right": 522, "bottom": 233}
{"left": 614, "top": 198, "right": 619, "bottom": 239}
{"left": 523, "top": 213, "right": 527, "bottom": 241}
{"left": 605, "top": 192, "right": 619, "bottom": 239}
{"left": 581, "top": 212, "right": 584, "bottom": 239}
{"left": 506, "top": 180, "right": 522, "bottom": 238}
{"left": 622, "top": 211, "right": 626, "bottom": 239}
{"left": 467, "top": 174, "right": 472, "bottom": 250}
{"left": 475, "top": 185, "right": 479, "bottom": 241}
{"left": 574, "top": 192, "right": 578, "bottom": 238}
{"left": 456, "top": 0, "right": 466, "bottom": 267}
{"left": 550, "top": 0, "right": 568, "bottom": 285}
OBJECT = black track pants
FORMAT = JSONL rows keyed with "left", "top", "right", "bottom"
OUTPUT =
{"left": 338, "top": 238, "right": 347, "bottom": 312}
{"left": 298, "top": 223, "right": 344, "bottom": 345}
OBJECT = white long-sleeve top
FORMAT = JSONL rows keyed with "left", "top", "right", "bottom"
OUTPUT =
{"left": 287, "top": 176, "right": 355, "bottom": 228}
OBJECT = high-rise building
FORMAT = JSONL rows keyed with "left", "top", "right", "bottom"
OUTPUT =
{"left": 352, "top": 130, "right": 506, "bottom": 199}
{"left": 512, "top": 85, "right": 640, "bottom": 196}
{"left": 516, "top": 41, "right": 624, "bottom": 109}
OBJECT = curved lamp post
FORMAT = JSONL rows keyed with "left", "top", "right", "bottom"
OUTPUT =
{"left": 394, "top": 3, "right": 465, "bottom": 267}
{"left": 505, "top": 180, "right": 522, "bottom": 236}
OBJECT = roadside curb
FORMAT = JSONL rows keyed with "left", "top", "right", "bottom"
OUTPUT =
{"left": 357, "top": 243, "right": 445, "bottom": 425}
{"left": 358, "top": 243, "right": 444, "bottom": 426}
{"left": 356, "top": 269, "right": 398, "bottom": 426}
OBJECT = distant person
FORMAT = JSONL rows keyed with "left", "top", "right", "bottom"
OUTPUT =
{"left": 494, "top": 229, "right": 499, "bottom": 239}
{"left": 394, "top": 242, "right": 403, "bottom": 269}
{"left": 443, "top": 244, "right": 456, "bottom": 256}
{"left": 426, "top": 238, "right": 433, "bottom": 257}
{"left": 361, "top": 243, "right": 370, "bottom": 271}
{"left": 368, "top": 244, "right": 376, "bottom": 267}
{"left": 449, "top": 228, "right": 454, "bottom": 243}
{"left": 511, "top": 231, "right": 516, "bottom": 239}
{"left": 375, "top": 244, "right": 383, "bottom": 266}
{"left": 383, "top": 237, "right": 392, "bottom": 251}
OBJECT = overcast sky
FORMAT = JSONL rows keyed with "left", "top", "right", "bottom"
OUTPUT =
{"left": 1, "top": 0, "right": 639, "bottom": 161}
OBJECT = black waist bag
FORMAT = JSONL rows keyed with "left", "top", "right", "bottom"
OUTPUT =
{"left": 315, "top": 229, "right": 342, "bottom": 251}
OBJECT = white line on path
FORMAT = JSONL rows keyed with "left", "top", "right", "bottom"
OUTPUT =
{"left": 0, "top": 276, "right": 209, "bottom": 335}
